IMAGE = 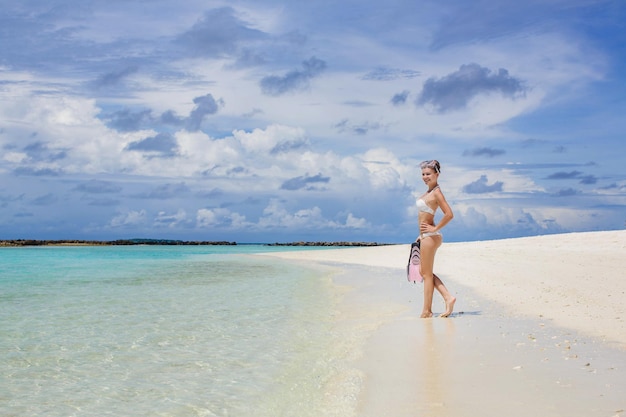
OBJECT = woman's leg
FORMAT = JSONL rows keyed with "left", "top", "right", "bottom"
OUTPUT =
{"left": 433, "top": 273, "right": 456, "bottom": 317}
{"left": 419, "top": 236, "right": 439, "bottom": 318}
{"left": 420, "top": 236, "right": 456, "bottom": 317}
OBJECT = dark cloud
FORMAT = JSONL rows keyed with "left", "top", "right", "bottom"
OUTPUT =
{"left": 74, "top": 180, "right": 122, "bottom": 194}
{"left": 14, "top": 211, "right": 34, "bottom": 218}
{"left": 24, "top": 142, "right": 67, "bottom": 162}
{"left": 104, "top": 109, "right": 153, "bottom": 132}
{"left": 554, "top": 188, "right": 579, "bottom": 196}
{"left": 105, "top": 94, "right": 221, "bottom": 133}
{"left": 343, "top": 100, "right": 374, "bottom": 107}
{"left": 87, "top": 198, "right": 120, "bottom": 207}
{"left": 462, "top": 175, "right": 504, "bottom": 194}
{"left": 187, "top": 94, "right": 221, "bottom": 131}
{"left": 270, "top": 139, "right": 309, "bottom": 155}
{"left": 160, "top": 110, "right": 185, "bottom": 126}
{"left": 391, "top": 90, "right": 410, "bottom": 106}
{"left": 520, "top": 138, "right": 548, "bottom": 148}
{"left": 134, "top": 182, "right": 191, "bottom": 199}
{"left": 335, "top": 119, "right": 382, "bottom": 135}
{"left": 230, "top": 48, "right": 267, "bottom": 68}
{"left": 545, "top": 170, "right": 582, "bottom": 180}
{"left": 176, "top": 7, "right": 266, "bottom": 57}
{"left": 260, "top": 56, "right": 327, "bottom": 96}
{"left": 32, "top": 193, "right": 58, "bottom": 206}
{"left": 281, "top": 173, "right": 330, "bottom": 191}
{"left": 462, "top": 147, "right": 506, "bottom": 157}
{"left": 600, "top": 183, "right": 626, "bottom": 191}
{"left": 362, "top": 67, "right": 420, "bottom": 81}
{"left": 125, "top": 132, "right": 179, "bottom": 157}
{"left": 226, "top": 166, "right": 248, "bottom": 175}
{"left": 13, "top": 167, "right": 62, "bottom": 176}
{"left": 579, "top": 175, "right": 598, "bottom": 185}
{"left": 93, "top": 66, "right": 139, "bottom": 88}
{"left": 417, "top": 63, "right": 527, "bottom": 112}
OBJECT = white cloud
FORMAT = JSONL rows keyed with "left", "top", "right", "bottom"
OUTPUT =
{"left": 110, "top": 210, "right": 147, "bottom": 227}
{"left": 155, "top": 209, "right": 188, "bottom": 228}
{"left": 196, "top": 208, "right": 250, "bottom": 228}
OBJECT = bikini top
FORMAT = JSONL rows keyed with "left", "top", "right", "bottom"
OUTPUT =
{"left": 416, "top": 185, "right": 439, "bottom": 215}
{"left": 416, "top": 198, "right": 435, "bottom": 215}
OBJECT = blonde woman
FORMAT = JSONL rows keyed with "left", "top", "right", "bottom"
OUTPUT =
{"left": 416, "top": 160, "right": 456, "bottom": 317}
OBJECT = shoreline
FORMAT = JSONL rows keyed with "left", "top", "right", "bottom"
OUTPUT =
{"left": 0, "top": 239, "right": 389, "bottom": 247}
{"left": 260, "top": 230, "right": 626, "bottom": 416}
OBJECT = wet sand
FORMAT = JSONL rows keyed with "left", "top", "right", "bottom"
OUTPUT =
{"left": 263, "top": 231, "right": 626, "bottom": 416}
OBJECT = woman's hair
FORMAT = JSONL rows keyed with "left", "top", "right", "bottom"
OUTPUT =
{"left": 420, "top": 160, "right": 441, "bottom": 173}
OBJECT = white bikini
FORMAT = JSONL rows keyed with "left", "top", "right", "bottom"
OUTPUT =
{"left": 416, "top": 186, "right": 442, "bottom": 239}
{"left": 416, "top": 198, "right": 435, "bottom": 215}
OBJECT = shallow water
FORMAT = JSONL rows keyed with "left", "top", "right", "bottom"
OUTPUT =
{"left": 0, "top": 246, "right": 360, "bottom": 417}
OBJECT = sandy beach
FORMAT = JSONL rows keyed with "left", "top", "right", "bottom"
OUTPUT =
{"left": 262, "top": 230, "right": 626, "bottom": 417}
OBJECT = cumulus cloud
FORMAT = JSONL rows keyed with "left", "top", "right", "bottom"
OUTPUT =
{"left": 462, "top": 147, "right": 506, "bottom": 157}
{"left": 260, "top": 56, "right": 327, "bottom": 96}
{"left": 280, "top": 173, "right": 330, "bottom": 191}
{"left": 154, "top": 209, "right": 188, "bottom": 228}
{"left": 463, "top": 175, "right": 504, "bottom": 194}
{"left": 345, "top": 213, "right": 368, "bottom": 228}
{"left": 257, "top": 199, "right": 369, "bottom": 231}
{"left": 196, "top": 207, "right": 248, "bottom": 228}
{"left": 417, "top": 63, "right": 527, "bottom": 112}
{"left": 110, "top": 209, "right": 147, "bottom": 227}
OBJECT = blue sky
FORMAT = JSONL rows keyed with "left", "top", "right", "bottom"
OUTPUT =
{"left": 1, "top": 0, "right": 625, "bottom": 243}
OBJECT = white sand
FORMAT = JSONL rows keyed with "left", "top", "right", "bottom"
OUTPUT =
{"left": 262, "top": 230, "right": 626, "bottom": 416}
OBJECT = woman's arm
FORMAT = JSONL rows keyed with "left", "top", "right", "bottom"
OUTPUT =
{"left": 433, "top": 188, "right": 453, "bottom": 232}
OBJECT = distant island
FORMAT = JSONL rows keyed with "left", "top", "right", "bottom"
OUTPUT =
{"left": 0, "top": 239, "right": 237, "bottom": 247}
{"left": 0, "top": 239, "right": 391, "bottom": 247}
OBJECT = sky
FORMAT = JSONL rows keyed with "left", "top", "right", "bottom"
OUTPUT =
{"left": 1, "top": 0, "right": 625, "bottom": 243}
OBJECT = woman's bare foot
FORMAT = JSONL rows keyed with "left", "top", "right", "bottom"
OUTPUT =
{"left": 440, "top": 296, "right": 456, "bottom": 318}
{"left": 420, "top": 311, "right": 433, "bottom": 318}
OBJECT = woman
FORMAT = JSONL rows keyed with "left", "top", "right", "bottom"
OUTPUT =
{"left": 416, "top": 160, "right": 456, "bottom": 318}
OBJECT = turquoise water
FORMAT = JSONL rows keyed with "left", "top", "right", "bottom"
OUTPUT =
{"left": 0, "top": 245, "right": 359, "bottom": 417}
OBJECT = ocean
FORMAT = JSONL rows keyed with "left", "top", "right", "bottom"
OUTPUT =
{"left": 0, "top": 245, "right": 362, "bottom": 417}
